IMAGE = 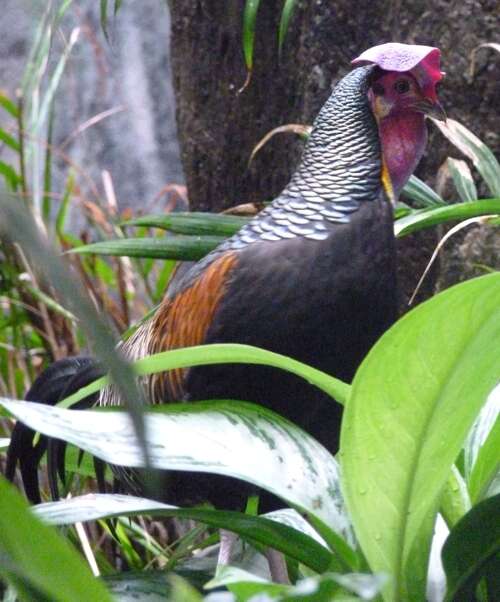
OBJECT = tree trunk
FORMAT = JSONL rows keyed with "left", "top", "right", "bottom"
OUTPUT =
{"left": 169, "top": 0, "right": 499, "bottom": 303}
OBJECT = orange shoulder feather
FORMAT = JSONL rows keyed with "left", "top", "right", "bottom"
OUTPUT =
{"left": 148, "top": 252, "right": 238, "bottom": 401}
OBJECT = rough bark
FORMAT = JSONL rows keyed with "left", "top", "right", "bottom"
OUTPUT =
{"left": 169, "top": 0, "right": 499, "bottom": 304}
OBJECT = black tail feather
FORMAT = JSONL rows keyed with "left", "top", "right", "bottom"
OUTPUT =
{"left": 46, "top": 361, "right": 104, "bottom": 500}
{"left": 6, "top": 356, "right": 102, "bottom": 503}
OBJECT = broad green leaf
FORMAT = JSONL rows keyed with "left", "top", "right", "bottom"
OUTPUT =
{"left": 447, "top": 158, "right": 477, "bottom": 202}
{"left": 122, "top": 212, "right": 250, "bottom": 237}
{"left": 4, "top": 399, "right": 355, "bottom": 564}
{"left": 442, "top": 493, "right": 500, "bottom": 601}
{"left": 59, "top": 344, "right": 350, "bottom": 409}
{"left": 278, "top": 0, "right": 298, "bottom": 55}
{"left": 394, "top": 198, "right": 500, "bottom": 238}
{"left": 32, "top": 493, "right": 339, "bottom": 573}
{"left": 401, "top": 174, "right": 445, "bottom": 207}
{"left": 341, "top": 273, "right": 500, "bottom": 601}
{"left": 432, "top": 118, "right": 500, "bottom": 197}
{"left": 0, "top": 476, "right": 113, "bottom": 602}
{"left": 70, "top": 235, "right": 224, "bottom": 260}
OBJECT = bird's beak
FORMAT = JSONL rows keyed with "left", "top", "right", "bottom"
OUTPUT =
{"left": 424, "top": 100, "right": 447, "bottom": 122}
{"left": 414, "top": 99, "right": 447, "bottom": 122}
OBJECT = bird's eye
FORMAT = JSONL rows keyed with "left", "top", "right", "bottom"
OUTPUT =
{"left": 372, "top": 82, "right": 385, "bottom": 96}
{"left": 394, "top": 79, "right": 410, "bottom": 94}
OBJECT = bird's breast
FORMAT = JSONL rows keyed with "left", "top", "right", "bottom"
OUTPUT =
{"left": 183, "top": 200, "right": 397, "bottom": 442}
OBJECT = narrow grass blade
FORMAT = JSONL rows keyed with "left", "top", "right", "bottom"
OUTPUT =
{"left": 432, "top": 118, "right": 500, "bottom": 197}
{"left": 242, "top": 0, "right": 261, "bottom": 72}
{"left": 447, "top": 158, "right": 478, "bottom": 202}
{"left": 122, "top": 212, "right": 249, "bottom": 237}
{"left": 394, "top": 198, "right": 500, "bottom": 238}
{"left": 402, "top": 174, "right": 446, "bottom": 207}
{"left": 69, "top": 235, "right": 224, "bottom": 261}
{"left": 278, "top": 0, "right": 299, "bottom": 55}
{"left": 0, "top": 161, "right": 22, "bottom": 191}
{"left": 100, "top": 0, "right": 109, "bottom": 40}
{"left": 0, "top": 93, "right": 19, "bottom": 118}
{"left": 59, "top": 344, "right": 350, "bottom": 410}
{"left": 0, "top": 128, "right": 21, "bottom": 153}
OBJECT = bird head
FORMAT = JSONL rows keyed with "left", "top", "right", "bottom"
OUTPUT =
{"left": 352, "top": 42, "right": 445, "bottom": 200}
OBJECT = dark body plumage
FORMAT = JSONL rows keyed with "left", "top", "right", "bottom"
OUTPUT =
{"left": 8, "top": 66, "right": 398, "bottom": 509}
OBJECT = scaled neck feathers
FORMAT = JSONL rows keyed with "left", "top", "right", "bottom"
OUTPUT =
{"left": 283, "top": 65, "right": 383, "bottom": 225}
{"left": 225, "top": 66, "right": 384, "bottom": 246}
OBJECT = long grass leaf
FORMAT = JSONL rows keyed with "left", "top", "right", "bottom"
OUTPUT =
{"left": 123, "top": 212, "right": 250, "bottom": 237}
{"left": 447, "top": 158, "right": 478, "bottom": 202}
{"left": 0, "top": 93, "right": 19, "bottom": 118}
{"left": 100, "top": 0, "right": 109, "bottom": 39}
{"left": 55, "top": 172, "right": 75, "bottom": 238}
{"left": 58, "top": 344, "right": 350, "bottom": 410}
{"left": 394, "top": 198, "right": 500, "bottom": 238}
{"left": 69, "top": 235, "right": 225, "bottom": 261}
{"left": 242, "top": 0, "right": 261, "bottom": 71}
{"left": 0, "top": 128, "right": 21, "bottom": 153}
{"left": 20, "top": 281, "right": 77, "bottom": 323}
{"left": 278, "top": 0, "right": 298, "bottom": 55}
{"left": 42, "top": 105, "right": 54, "bottom": 223}
{"left": 0, "top": 161, "right": 21, "bottom": 191}
{"left": 432, "top": 118, "right": 500, "bottom": 197}
{"left": 402, "top": 174, "right": 446, "bottom": 207}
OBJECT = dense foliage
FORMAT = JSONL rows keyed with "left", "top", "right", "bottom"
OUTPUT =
{"left": 0, "top": 3, "right": 498, "bottom": 601}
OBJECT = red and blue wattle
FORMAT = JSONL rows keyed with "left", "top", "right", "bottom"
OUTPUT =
{"left": 353, "top": 43, "right": 444, "bottom": 200}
